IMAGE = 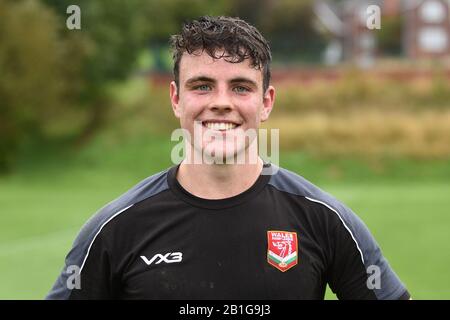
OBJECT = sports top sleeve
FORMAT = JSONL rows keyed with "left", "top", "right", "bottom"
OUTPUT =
{"left": 45, "top": 170, "right": 170, "bottom": 299}
{"left": 323, "top": 203, "right": 410, "bottom": 300}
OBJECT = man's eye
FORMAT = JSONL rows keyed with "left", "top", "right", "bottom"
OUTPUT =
{"left": 233, "top": 86, "right": 249, "bottom": 93}
{"left": 195, "top": 84, "right": 211, "bottom": 91}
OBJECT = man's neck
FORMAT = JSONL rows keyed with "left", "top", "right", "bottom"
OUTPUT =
{"left": 176, "top": 156, "right": 264, "bottom": 200}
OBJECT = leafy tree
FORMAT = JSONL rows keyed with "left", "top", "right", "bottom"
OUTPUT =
{"left": 41, "top": 0, "right": 154, "bottom": 143}
{"left": 0, "top": 0, "right": 86, "bottom": 172}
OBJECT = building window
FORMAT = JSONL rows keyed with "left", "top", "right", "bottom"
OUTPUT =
{"left": 418, "top": 27, "right": 448, "bottom": 52}
{"left": 420, "top": 0, "right": 446, "bottom": 23}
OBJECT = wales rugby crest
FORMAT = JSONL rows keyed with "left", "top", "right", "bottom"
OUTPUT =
{"left": 267, "top": 231, "right": 298, "bottom": 272}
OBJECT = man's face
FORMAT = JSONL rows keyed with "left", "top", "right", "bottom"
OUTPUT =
{"left": 170, "top": 50, "right": 275, "bottom": 163}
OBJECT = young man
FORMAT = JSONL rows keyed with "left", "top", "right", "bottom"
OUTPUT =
{"left": 47, "top": 16, "right": 410, "bottom": 300}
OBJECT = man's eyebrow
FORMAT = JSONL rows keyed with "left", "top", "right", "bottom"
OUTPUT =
{"left": 229, "top": 77, "right": 258, "bottom": 88}
{"left": 185, "top": 76, "right": 215, "bottom": 86}
{"left": 184, "top": 76, "right": 258, "bottom": 88}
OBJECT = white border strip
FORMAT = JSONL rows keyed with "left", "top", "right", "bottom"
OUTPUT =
{"left": 79, "top": 204, "right": 134, "bottom": 272}
{"left": 305, "top": 197, "right": 365, "bottom": 264}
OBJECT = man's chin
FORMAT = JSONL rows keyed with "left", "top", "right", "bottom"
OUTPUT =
{"left": 186, "top": 140, "right": 257, "bottom": 164}
{"left": 202, "top": 147, "right": 258, "bottom": 165}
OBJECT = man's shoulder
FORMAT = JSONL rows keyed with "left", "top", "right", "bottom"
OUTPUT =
{"left": 268, "top": 165, "right": 335, "bottom": 204}
{"left": 267, "top": 164, "right": 359, "bottom": 223}
{"left": 45, "top": 167, "right": 174, "bottom": 300}
{"left": 73, "top": 167, "right": 172, "bottom": 245}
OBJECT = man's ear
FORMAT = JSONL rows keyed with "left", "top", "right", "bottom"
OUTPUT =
{"left": 170, "top": 81, "right": 181, "bottom": 118}
{"left": 261, "top": 85, "right": 275, "bottom": 122}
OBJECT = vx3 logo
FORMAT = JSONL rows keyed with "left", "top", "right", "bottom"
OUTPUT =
{"left": 140, "top": 252, "right": 183, "bottom": 265}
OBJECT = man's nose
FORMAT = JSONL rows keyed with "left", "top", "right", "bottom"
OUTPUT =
{"left": 209, "top": 88, "right": 233, "bottom": 112}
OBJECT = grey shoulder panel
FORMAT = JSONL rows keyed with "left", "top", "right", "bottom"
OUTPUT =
{"left": 267, "top": 165, "right": 407, "bottom": 300}
{"left": 45, "top": 168, "right": 170, "bottom": 299}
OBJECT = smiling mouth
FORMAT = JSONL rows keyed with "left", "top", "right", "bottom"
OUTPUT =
{"left": 202, "top": 121, "right": 240, "bottom": 131}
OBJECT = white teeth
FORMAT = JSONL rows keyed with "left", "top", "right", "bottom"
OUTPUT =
{"left": 204, "top": 122, "right": 237, "bottom": 130}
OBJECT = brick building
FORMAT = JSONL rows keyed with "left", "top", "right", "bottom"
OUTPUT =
{"left": 315, "top": 0, "right": 450, "bottom": 65}
{"left": 404, "top": 0, "right": 450, "bottom": 59}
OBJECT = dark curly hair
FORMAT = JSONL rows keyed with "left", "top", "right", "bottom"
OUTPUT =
{"left": 170, "top": 16, "right": 272, "bottom": 93}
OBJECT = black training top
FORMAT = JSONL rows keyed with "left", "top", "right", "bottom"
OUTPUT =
{"left": 46, "top": 163, "right": 410, "bottom": 300}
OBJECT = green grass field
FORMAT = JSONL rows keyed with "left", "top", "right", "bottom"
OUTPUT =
{"left": 0, "top": 137, "right": 449, "bottom": 299}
